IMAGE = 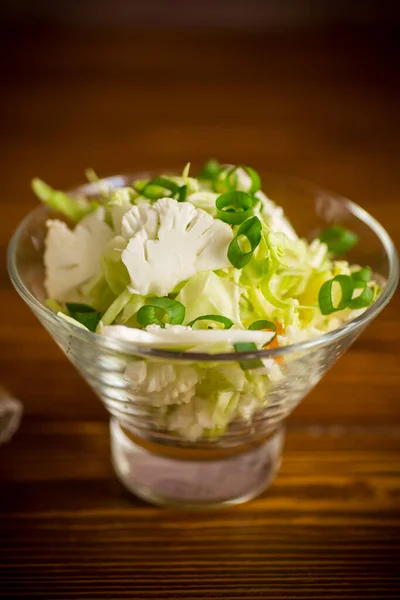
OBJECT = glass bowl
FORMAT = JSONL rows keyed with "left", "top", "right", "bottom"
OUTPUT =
{"left": 8, "top": 173, "right": 399, "bottom": 508}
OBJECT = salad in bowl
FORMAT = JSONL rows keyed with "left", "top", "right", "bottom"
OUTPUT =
{"left": 9, "top": 161, "right": 396, "bottom": 507}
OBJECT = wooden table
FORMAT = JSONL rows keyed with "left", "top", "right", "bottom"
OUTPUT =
{"left": 0, "top": 27, "right": 399, "bottom": 599}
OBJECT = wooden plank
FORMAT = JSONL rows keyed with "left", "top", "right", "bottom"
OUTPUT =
{"left": 0, "top": 425, "right": 399, "bottom": 598}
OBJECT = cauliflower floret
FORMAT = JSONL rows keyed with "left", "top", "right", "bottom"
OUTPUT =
{"left": 108, "top": 187, "right": 137, "bottom": 233}
{"left": 165, "top": 392, "right": 240, "bottom": 441}
{"left": 120, "top": 198, "right": 234, "bottom": 296}
{"left": 124, "top": 360, "right": 199, "bottom": 406}
{"left": 44, "top": 208, "right": 113, "bottom": 300}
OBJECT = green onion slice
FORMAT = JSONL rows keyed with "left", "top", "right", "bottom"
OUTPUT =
{"left": 249, "top": 320, "right": 277, "bottom": 344}
{"left": 136, "top": 297, "right": 185, "bottom": 328}
{"left": 177, "top": 184, "right": 187, "bottom": 202}
{"left": 319, "top": 225, "right": 359, "bottom": 255}
{"left": 139, "top": 177, "right": 180, "bottom": 201}
{"left": 225, "top": 165, "right": 261, "bottom": 195}
{"left": 188, "top": 314, "right": 234, "bottom": 329}
{"left": 199, "top": 159, "right": 222, "bottom": 180}
{"left": 216, "top": 191, "right": 254, "bottom": 224}
{"left": 66, "top": 302, "right": 101, "bottom": 332}
{"left": 228, "top": 216, "right": 262, "bottom": 269}
{"left": 234, "top": 342, "right": 263, "bottom": 370}
{"left": 351, "top": 267, "right": 372, "bottom": 284}
{"left": 318, "top": 275, "right": 354, "bottom": 315}
{"left": 349, "top": 282, "right": 374, "bottom": 309}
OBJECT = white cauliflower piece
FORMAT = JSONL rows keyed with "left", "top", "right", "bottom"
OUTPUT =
{"left": 120, "top": 198, "right": 234, "bottom": 296}
{"left": 124, "top": 360, "right": 199, "bottom": 406}
{"left": 165, "top": 392, "right": 240, "bottom": 441}
{"left": 109, "top": 188, "right": 136, "bottom": 233}
{"left": 44, "top": 208, "right": 113, "bottom": 300}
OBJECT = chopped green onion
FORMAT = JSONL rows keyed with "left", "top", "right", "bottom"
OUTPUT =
{"left": 249, "top": 320, "right": 277, "bottom": 344}
{"left": 226, "top": 166, "right": 261, "bottom": 195}
{"left": 319, "top": 225, "right": 359, "bottom": 255}
{"left": 136, "top": 306, "right": 164, "bottom": 327}
{"left": 32, "top": 178, "right": 97, "bottom": 223}
{"left": 349, "top": 282, "right": 374, "bottom": 309}
{"left": 216, "top": 191, "right": 254, "bottom": 225}
{"left": 139, "top": 177, "right": 180, "bottom": 201}
{"left": 177, "top": 184, "right": 187, "bottom": 202}
{"left": 318, "top": 275, "right": 354, "bottom": 315}
{"left": 228, "top": 216, "right": 262, "bottom": 269}
{"left": 136, "top": 297, "right": 185, "bottom": 328}
{"left": 234, "top": 342, "right": 263, "bottom": 370}
{"left": 66, "top": 302, "right": 101, "bottom": 332}
{"left": 66, "top": 302, "right": 96, "bottom": 314}
{"left": 188, "top": 314, "right": 234, "bottom": 329}
{"left": 352, "top": 267, "right": 372, "bottom": 284}
{"left": 199, "top": 159, "right": 222, "bottom": 180}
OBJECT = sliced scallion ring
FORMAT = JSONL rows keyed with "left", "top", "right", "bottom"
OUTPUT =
{"left": 228, "top": 216, "right": 262, "bottom": 269}
{"left": 349, "top": 281, "right": 374, "bottom": 309}
{"left": 177, "top": 184, "right": 187, "bottom": 202}
{"left": 319, "top": 225, "right": 359, "bottom": 255}
{"left": 136, "top": 297, "right": 185, "bottom": 328}
{"left": 226, "top": 165, "right": 261, "bottom": 195}
{"left": 65, "top": 302, "right": 102, "bottom": 332}
{"left": 199, "top": 159, "right": 222, "bottom": 180}
{"left": 318, "top": 275, "right": 354, "bottom": 315}
{"left": 139, "top": 177, "right": 180, "bottom": 201}
{"left": 216, "top": 191, "right": 254, "bottom": 225}
{"left": 351, "top": 267, "right": 372, "bottom": 284}
{"left": 188, "top": 314, "right": 234, "bottom": 329}
{"left": 234, "top": 342, "right": 263, "bottom": 370}
{"left": 248, "top": 320, "right": 277, "bottom": 344}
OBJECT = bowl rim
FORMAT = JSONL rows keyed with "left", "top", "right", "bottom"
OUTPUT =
{"left": 7, "top": 172, "right": 399, "bottom": 362}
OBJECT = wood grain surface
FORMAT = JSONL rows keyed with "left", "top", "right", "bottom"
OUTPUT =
{"left": 0, "top": 26, "right": 399, "bottom": 599}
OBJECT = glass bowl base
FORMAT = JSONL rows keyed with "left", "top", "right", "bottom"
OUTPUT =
{"left": 110, "top": 418, "right": 285, "bottom": 509}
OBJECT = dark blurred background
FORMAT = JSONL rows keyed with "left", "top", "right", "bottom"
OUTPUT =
{"left": 1, "top": 0, "right": 399, "bottom": 201}
{"left": 2, "top": 0, "right": 400, "bottom": 28}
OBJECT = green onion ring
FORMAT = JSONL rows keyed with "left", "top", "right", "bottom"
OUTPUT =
{"left": 319, "top": 225, "right": 359, "bottom": 255}
{"left": 351, "top": 267, "right": 372, "bottom": 284}
{"left": 228, "top": 216, "right": 262, "bottom": 269}
{"left": 136, "top": 297, "right": 185, "bottom": 328}
{"left": 199, "top": 159, "right": 222, "bottom": 180}
{"left": 66, "top": 302, "right": 101, "bottom": 332}
{"left": 248, "top": 320, "right": 277, "bottom": 344}
{"left": 216, "top": 191, "right": 254, "bottom": 224}
{"left": 349, "top": 282, "right": 374, "bottom": 309}
{"left": 140, "top": 177, "right": 180, "bottom": 200}
{"left": 176, "top": 184, "right": 187, "bottom": 202}
{"left": 226, "top": 165, "right": 261, "bottom": 195}
{"left": 234, "top": 342, "right": 263, "bottom": 370}
{"left": 318, "top": 275, "right": 354, "bottom": 315}
{"left": 188, "top": 314, "right": 234, "bottom": 329}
